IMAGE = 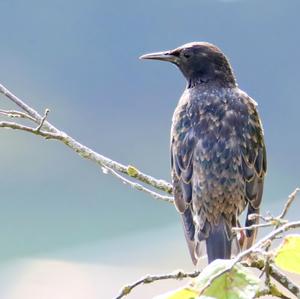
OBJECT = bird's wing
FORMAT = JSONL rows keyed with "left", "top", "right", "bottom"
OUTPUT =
{"left": 239, "top": 95, "right": 267, "bottom": 248}
{"left": 171, "top": 91, "right": 267, "bottom": 262}
{"left": 171, "top": 106, "right": 198, "bottom": 263}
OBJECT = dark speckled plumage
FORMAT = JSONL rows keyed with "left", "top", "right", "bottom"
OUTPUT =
{"left": 141, "top": 42, "right": 267, "bottom": 265}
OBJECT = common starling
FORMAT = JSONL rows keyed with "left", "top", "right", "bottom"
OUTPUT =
{"left": 140, "top": 42, "right": 267, "bottom": 264}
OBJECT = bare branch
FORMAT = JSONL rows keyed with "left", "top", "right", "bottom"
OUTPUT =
{"left": 0, "top": 84, "right": 55, "bottom": 130}
{"left": 248, "top": 213, "right": 273, "bottom": 223}
{"left": 0, "top": 109, "right": 36, "bottom": 122}
{"left": 232, "top": 222, "right": 272, "bottom": 232}
{"left": 249, "top": 259, "right": 300, "bottom": 299}
{"left": 35, "top": 108, "right": 50, "bottom": 132}
{"left": 104, "top": 166, "right": 173, "bottom": 203}
{"left": 59, "top": 134, "right": 173, "bottom": 195}
{"left": 0, "top": 121, "right": 62, "bottom": 139}
{"left": 0, "top": 83, "right": 174, "bottom": 199}
{"left": 114, "top": 269, "right": 200, "bottom": 299}
{"left": 233, "top": 188, "right": 299, "bottom": 233}
{"left": 269, "top": 265, "right": 300, "bottom": 298}
{"left": 256, "top": 283, "right": 292, "bottom": 299}
{"left": 278, "top": 188, "right": 300, "bottom": 220}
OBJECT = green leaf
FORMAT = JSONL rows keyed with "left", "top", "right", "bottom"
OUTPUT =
{"left": 274, "top": 234, "right": 300, "bottom": 274}
{"left": 154, "top": 287, "right": 199, "bottom": 299}
{"left": 195, "top": 260, "right": 260, "bottom": 299}
{"left": 153, "top": 260, "right": 260, "bottom": 299}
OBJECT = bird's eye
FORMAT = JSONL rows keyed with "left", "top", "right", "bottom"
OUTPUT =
{"left": 183, "top": 52, "right": 191, "bottom": 59}
{"left": 171, "top": 50, "right": 180, "bottom": 57}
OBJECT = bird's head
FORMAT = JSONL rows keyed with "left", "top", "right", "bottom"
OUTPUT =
{"left": 140, "top": 42, "right": 236, "bottom": 88}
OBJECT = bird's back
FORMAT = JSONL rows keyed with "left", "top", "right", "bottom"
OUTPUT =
{"left": 171, "top": 84, "right": 266, "bottom": 264}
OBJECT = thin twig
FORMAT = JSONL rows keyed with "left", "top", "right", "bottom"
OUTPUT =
{"left": 248, "top": 258, "right": 300, "bottom": 299}
{"left": 60, "top": 134, "right": 173, "bottom": 196}
{"left": 269, "top": 265, "right": 300, "bottom": 298}
{"left": 35, "top": 108, "right": 50, "bottom": 132}
{"left": 263, "top": 255, "right": 271, "bottom": 285}
{"left": 0, "top": 84, "right": 55, "bottom": 131}
{"left": 248, "top": 188, "right": 300, "bottom": 225}
{"left": 278, "top": 188, "right": 300, "bottom": 219}
{"left": 0, "top": 109, "right": 36, "bottom": 122}
{"left": 114, "top": 269, "right": 200, "bottom": 299}
{"left": 0, "top": 83, "right": 174, "bottom": 199}
{"left": 248, "top": 213, "right": 273, "bottom": 223}
{"left": 256, "top": 283, "right": 292, "bottom": 299}
{"left": 0, "top": 121, "right": 62, "bottom": 139}
{"left": 103, "top": 166, "right": 173, "bottom": 203}
{"left": 232, "top": 222, "right": 272, "bottom": 232}
{"left": 233, "top": 188, "right": 299, "bottom": 233}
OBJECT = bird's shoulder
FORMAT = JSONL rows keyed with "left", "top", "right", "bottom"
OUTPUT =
{"left": 170, "top": 86, "right": 266, "bottom": 179}
{"left": 171, "top": 86, "right": 262, "bottom": 137}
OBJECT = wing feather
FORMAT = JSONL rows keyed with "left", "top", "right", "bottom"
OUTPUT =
{"left": 240, "top": 96, "right": 267, "bottom": 245}
{"left": 171, "top": 90, "right": 267, "bottom": 263}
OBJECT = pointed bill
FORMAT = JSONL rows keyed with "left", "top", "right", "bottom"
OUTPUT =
{"left": 139, "top": 50, "right": 178, "bottom": 63}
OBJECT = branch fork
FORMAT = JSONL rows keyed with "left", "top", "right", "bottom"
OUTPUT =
{"left": 34, "top": 108, "right": 50, "bottom": 132}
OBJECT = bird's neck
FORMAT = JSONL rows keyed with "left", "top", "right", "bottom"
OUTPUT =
{"left": 187, "top": 77, "right": 236, "bottom": 89}
{"left": 186, "top": 67, "right": 237, "bottom": 89}
{"left": 187, "top": 77, "right": 210, "bottom": 89}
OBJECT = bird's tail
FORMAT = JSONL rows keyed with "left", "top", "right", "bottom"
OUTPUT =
{"left": 205, "top": 216, "right": 233, "bottom": 263}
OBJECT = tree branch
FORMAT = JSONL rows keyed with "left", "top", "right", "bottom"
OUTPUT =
{"left": 256, "top": 283, "right": 292, "bottom": 299}
{"left": 103, "top": 166, "right": 173, "bottom": 203}
{"left": 0, "top": 83, "right": 174, "bottom": 200}
{"left": 232, "top": 222, "right": 273, "bottom": 232}
{"left": 35, "top": 108, "right": 50, "bottom": 132}
{"left": 233, "top": 188, "right": 299, "bottom": 233}
{"left": 250, "top": 259, "right": 300, "bottom": 299}
{"left": 114, "top": 269, "right": 200, "bottom": 299}
{"left": 269, "top": 265, "right": 300, "bottom": 299}
{"left": 0, "top": 121, "right": 62, "bottom": 139}
{"left": 0, "top": 109, "right": 36, "bottom": 122}
{"left": 278, "top": 188, "right": 300, "bottom": 220}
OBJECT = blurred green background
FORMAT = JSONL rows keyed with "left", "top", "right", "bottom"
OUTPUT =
{"left": 0, "top": 0, "right": 299, "bottom": 298}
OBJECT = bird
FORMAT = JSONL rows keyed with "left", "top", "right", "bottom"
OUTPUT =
{"left": 140, "top": 42, "right": 267, "bottom": 265}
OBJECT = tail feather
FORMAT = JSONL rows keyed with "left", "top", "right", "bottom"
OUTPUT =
{"left": 205, "top": 217, "right": 232, "bottom": 263}
{"left": 181, "top": 209, "right": 198, "bottom": 265}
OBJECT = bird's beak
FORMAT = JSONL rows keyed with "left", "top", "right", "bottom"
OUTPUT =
{"left": 139, "top": 50, "right": 178, "bottom": 64}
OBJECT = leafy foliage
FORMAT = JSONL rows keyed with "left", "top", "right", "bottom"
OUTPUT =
{"left": 154, "top": 287, "right": 199, "bottom": 299}
{"left": 274, "top": 234, "right": 300, "bottom": 274}
{"left": 154, "top": 260, "right": 260, "bottom": 299}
